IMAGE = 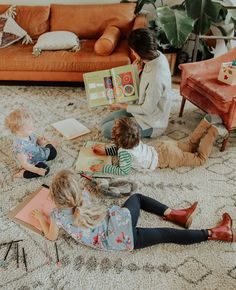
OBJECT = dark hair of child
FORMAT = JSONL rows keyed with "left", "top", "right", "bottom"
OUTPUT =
{"left": 128, "top": 28, "right": 160, "bottom": 60}
{"left": 112, "top": 117, "right": 140, "bottom": 149}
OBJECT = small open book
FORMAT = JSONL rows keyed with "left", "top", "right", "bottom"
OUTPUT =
{"left": 84, "top": 64, "right": 139, "bottom": 108}
{"left": 52, "top": 118, "right": 91, "bottom": 140}
{"left": 75, "top": 141, "right": 112, "bottom": 177}
{"left": 8, "top": 185, "right": 55, "bottom": 235}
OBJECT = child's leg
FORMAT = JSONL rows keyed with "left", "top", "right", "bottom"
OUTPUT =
{"left": 177, "top": 119, "right": 211, "bottom": 153}
{"left": 123, "top": 193, "right": 168, "bottom": 227}
{"left": 45, "top": 144, "right": 57, "bottom": 161}
{"left": 23, "top": 162, "right": 49, "bottom": 179}
{"left": 134, "top": 227, "right": 208, "bottom": 249}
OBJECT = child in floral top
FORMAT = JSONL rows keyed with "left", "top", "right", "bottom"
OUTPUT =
{"left": 31, "top": 170, "right": 235, "bottom": 250}
{"left": 5, "top": 108, "right": 57, "bottom": 179}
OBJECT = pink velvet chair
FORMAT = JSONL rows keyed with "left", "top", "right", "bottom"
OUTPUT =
{"left": 179, "top": 47, "right": 236, "bottom": 151}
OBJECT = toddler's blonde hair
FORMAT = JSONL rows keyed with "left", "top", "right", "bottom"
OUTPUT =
{"left": 5, "top": 108, "right": 32, "bottom": 134}
{"left": 50, "top": 169, "right": 106, "bottom": 228}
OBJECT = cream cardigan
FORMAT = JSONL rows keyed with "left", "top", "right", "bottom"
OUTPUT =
{"left": 127, "top": 52, "right": 172, "bottom": 137}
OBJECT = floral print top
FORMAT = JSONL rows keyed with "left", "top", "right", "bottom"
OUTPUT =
{"left": 50, "top": 202, "right": 134, "bottom": 251}
{"left": 13, "top": 133, "right": 50, "bottom": 164}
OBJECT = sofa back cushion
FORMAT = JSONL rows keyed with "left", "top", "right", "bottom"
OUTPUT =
{"left": 50, "top": 3, "right": 136, "bottom": 39}
{"left": 0, "top": 5, "right": 50, "bottom": 39}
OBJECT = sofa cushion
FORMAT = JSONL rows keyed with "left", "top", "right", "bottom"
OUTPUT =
{"left": 94, "top": 26, "right": 121, "bottom": 56}
{"left": 0, "top": 5, "right": 50, "bottom": 39}
{"left": 33, "top": 31, "right": 80, "bottom": 56}
{"left": 50, "top": 3, "right": 135, "bottom": 39}
{"left": 0, "top": 6, "right": 32, "bottom": 48}
{"left": 187, "top": 75, "right": 236, "bottom": 113}
{"left": 0, "top": 40, "right": 130, "bottom": 72}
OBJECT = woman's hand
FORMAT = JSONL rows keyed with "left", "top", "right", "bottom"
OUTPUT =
{"left": 109, "top": 103, "right": 128, "bottom": 111}
{"left": 92, "top": 144, "right": 106, "bottom": 155}
{"left": 90, "top": 163, "right": 103, "bottom": 172}
{"left": 31, "top": 209, "right": 45, "bottom": 221}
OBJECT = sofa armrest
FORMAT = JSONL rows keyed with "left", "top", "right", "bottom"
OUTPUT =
{"left": 132, "top": 14, "right": 147, "bottom": 30}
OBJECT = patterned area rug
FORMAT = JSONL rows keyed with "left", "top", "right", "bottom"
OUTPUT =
{"left": 0, "top": 86, "right": 236, "bottom": 290}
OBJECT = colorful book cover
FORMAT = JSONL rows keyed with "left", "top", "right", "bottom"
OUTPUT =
{"left": 83, "top": 64, "right": 139, "bottom": 108}
{"left": 75, "top": 141, "right": 112, "bottom": 177}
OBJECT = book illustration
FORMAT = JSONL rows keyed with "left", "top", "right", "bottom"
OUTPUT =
{"left": 83, "top": 64, "right": 139, "bottom": 108}
{"left": 52, "top": 118, "right": 91, "bottom": 140}
{"left": 8, "top": 185, "right": 55, "bottom": 235}
{"left": 75, "top": 141, "right": 112, "bottom": 176}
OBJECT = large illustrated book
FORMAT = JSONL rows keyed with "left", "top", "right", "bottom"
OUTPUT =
{"left": 8, "top": 185, "right": 55, "bottom": 235}
{"left": 75, "top": 141, "right": 112, "bottom": 177}
{"left": 83, "top": 64, "right": 139, "bottom": 108}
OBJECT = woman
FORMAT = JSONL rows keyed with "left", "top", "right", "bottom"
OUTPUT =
{"left": 101, "top": 28, "right": 172, "bottom": 139}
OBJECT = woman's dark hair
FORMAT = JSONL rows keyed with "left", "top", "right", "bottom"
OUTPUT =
{"left": 128, "top": 28, "right": 159, "bottom": 60}
{"left": 112, "top": 117, "right": 140, "bottom": 149}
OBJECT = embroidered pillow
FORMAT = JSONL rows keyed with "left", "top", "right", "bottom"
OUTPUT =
{"left": 33, "top": 31, "right": 80, "bottom": 56}
{"left": 0, "top": 6, "right": 32, "bottom": 48}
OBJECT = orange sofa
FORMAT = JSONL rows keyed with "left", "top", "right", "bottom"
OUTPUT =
{"left": 0, "top": 4, "right": 146, "bottom": 82}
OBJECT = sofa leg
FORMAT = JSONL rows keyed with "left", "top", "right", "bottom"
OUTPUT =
{"left": 220, "top": 134, "right": 230, "bottom": 152}
{"left": 179, "top": 97, "right": 186, "bottom": 117}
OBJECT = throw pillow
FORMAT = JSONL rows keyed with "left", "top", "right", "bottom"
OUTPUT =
{"left": 0, "top": 6, "right": 32, "bottom": 48}
{"left": 94, "top": 26, "right": 121, "bottom": 56}
{"left": 33, "top": 31, "right": 80, "bottom": 56}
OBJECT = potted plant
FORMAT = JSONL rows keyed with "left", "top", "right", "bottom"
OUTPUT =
{"left": 121, "top": 0, "right": 236, "bottom": 74}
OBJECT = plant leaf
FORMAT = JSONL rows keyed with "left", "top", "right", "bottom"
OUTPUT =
{"left": 134, "top": 0, "right": 156, "bottom": 14}
{"left": 156, "top": 6, "right": 195, "bottom": 48}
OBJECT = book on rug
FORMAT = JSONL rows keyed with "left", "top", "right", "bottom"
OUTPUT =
{"left": 75, "top": 141, "right": 112, "bottom": 177}
{"left": 83, "top": 64, "right": 139, "bottom": 108}
{"left": 52, "top": 118, "right": 91, "bottom": 140}
{"left": 8, "top": 185, "right": 55, "bottom": 235}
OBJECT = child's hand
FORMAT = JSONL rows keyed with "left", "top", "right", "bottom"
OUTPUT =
{"left": 37, "top": 168, "right": 47, "bottom": 176}
{"left": 31, "top": 209, "right": 45, "bottom": 221}
{"left": 92, "top": 144, "right": 106, "bottom": 155}
{"left": 37, "top": 136, "right": 47, "bottom": 146}
{"left": 90, "top": 163, "right": 103, "bottom": 172}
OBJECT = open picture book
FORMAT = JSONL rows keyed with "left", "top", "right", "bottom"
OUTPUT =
{"left": 75, "top": 141, "right": 112, "bottom": 177}
{"left": 52, "top": 118, "right": 91, "bottom": 140}
{"left": 8, "top": 185, "right": 55, "bottom": 235}
{"left": 83, "top": 64, "right": 139, "bottom": 108}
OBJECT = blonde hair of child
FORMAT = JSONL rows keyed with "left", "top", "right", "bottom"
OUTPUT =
{"left": 5, "top": 108, "right": 32, "bottom": 134}
{"left": 50, "top": 170, "right": 106, "bottom": 228}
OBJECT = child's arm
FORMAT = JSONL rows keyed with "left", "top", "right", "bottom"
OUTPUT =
{"left": 92, "top": 144, "right": 118, "bottom": 156}
{"left": 91, "top": 150, "right": 132, "bottom": 176}
{"left": 31, "top": 209, "right": 59, "bottom": 241}
{"left": 17, "top": 153, "right": 47, "bottom": 176}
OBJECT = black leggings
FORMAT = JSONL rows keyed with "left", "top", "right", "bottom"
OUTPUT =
{"left": 23, "top": 144, "right": 57, "bottom": 179}
{"left": 123, "top": 194, "right": 208, "bottom": 249}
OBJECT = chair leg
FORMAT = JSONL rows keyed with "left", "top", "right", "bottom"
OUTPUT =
{"left": 179, "top": 97, "right": 186, "bottom": 117}
{"left": 220, "top": 134, "right": 230, "bottom": 152}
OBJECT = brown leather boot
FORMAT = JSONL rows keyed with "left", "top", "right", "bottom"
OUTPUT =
{"left": 208, "top": 213, "right": 236, "bottom": 242}
{"left": 163, "top": 201, "right": 198, "bottom": 228}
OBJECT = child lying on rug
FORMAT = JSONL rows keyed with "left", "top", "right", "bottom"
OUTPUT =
{"left": 5, "top": 108, "right": 57, "bottom": 179}
{"left": 31, "top": 169, "right": 235, "bottom": 250}
{"left": 90, "top": 115, "right": 228, "bottom": 176}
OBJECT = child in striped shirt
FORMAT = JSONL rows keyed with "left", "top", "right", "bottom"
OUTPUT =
{"left": 90, "top": 115, "right": 227, "bottom": 176}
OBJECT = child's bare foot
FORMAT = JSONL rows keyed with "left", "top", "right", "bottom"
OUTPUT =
{"left": 13, "top": 169, "right": 25, "bottom": 178}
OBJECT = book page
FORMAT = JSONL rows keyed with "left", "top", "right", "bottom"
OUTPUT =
{"left": 52, "top": 118, "right": 90, "bottom": 140}
{"left": 111, "top": 64, "right": 139, "bottom": 104}
{"left": 14, "top": 187, "right": 55, "bottom": 231}
{"left": 75, "top": 141, "right": 112, "bottom": 176}
{"left": 83, "top": 69, "right": 115, "bottom": 108}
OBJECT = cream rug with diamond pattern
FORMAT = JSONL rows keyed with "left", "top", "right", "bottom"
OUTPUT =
{"left": 0, "top": 86, "right": 236, "bottom": 290}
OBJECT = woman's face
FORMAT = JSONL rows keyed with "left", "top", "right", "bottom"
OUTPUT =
{"left": 131, "top": 49, "right": 141, "bottom": 61}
